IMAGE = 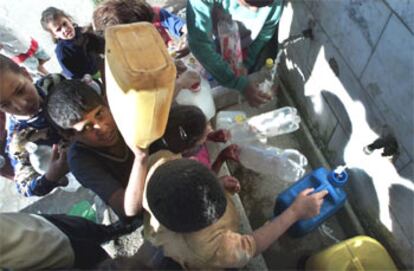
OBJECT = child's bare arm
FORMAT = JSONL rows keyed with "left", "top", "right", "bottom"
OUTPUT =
{"left": 124, "top": 147, "right": 148, "bottom": 217}
{"left": 252, "top": 188, "right": 328, "bottom": 256}
{"left": 211, "top": 144, "right": 240, "bottom": 174}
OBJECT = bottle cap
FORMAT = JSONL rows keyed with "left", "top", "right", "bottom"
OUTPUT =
{"left": 328, "top": 168, "right": 348, "bottom": 187}
{"left": 265, "top": 58, "right": 274, "bottom": 69}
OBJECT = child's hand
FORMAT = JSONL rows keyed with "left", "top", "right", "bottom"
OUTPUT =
{"left": 220, "top": 175, "right": 241, "bottom": 194}
{"left": 245, "top": 81, "right": 272, "bottom": 107}
{"left": 207, "top": 129, "right": 231, "bottom": 142}
{"left": 45, "top": 144, "right": 69, "bottom": 182}
{"left": 290, "top": 188, "right": 328, "bottom": 220}
{"left": 220, "top": 144, "right": 240, "bottom": 162}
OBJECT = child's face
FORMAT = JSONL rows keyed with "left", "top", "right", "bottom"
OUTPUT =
{"left": 0, "top": 70, "right": 40, "bottom": 117}
{"left": 47, "top": 16, "right": 76, "bottom": 40}
{"left": 71, "top": 105, "right": 120, "bottom": 148}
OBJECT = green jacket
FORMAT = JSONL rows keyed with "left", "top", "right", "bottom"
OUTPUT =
{"left": 187, "top": 0, "right": 283, "bottom": 93}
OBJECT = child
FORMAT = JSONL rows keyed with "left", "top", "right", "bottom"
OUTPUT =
{"left": 187, "top": 0, "right": 283, "bottom": 107}
{"left": 151, "top": 104, "right": 241, "bottom": 193}
{"left": 0, "top": 212, "right": 134, "bottom": 269}
{"left": 92, "top": 0, "right": 188, "bottom": 57}
{"left": 41, "top": 7, "right": 104, "bottom": 79}
{"left": 46, "top": 79, "right": 148, "bottom": 220}
{"left": 143, "top": 158, "right": 327, "bottom": 269}
{"left": 0, "top": 55, "right": 68, "bottom": 197}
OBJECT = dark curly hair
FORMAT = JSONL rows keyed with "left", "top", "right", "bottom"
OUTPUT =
{"left": 93, "top": 0, "right": 154, "bottom": 33}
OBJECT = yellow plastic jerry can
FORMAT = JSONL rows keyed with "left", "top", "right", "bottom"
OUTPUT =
{"left": 306, "top": 236, "right": 398, "bottom": 271}
{"left": 105, "top": 22, "right": 176, "bottom": 148}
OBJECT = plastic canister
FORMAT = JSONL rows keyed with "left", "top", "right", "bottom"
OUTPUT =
{"left": 215, "top": 110, "right": 247, "bottom": 130}
{"left": 273, "top": 167, "right": 348, "bottom": 237}
{"left": 105, "top": 22, "right": 176, "bottom": 148}
{"left": 175, "top": 78, "right": 216, "bottom": 121}
{"left": 305, "top": 235, "right": 398, "bottom": 270}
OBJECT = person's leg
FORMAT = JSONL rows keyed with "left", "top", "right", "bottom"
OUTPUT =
{"left": 41, "top": 214, "right": 119, "bottom": 268}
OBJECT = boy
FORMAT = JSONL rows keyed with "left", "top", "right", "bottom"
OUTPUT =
{"left": 46, "top": 79, "right": 148, "bottom": 220}
{"left": 187, "top": 0, "right": 283, "bottom": 107}
{"left": 0, "top": 212, "right": 133, "bottom": 269}
{"left": 0, "top": 55, "right": 68, "bottom": 197}
{"left": 143, "top": 158, "right": 328, "bottom": 269}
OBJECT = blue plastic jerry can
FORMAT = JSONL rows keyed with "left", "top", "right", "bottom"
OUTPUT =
{"left": 273, "top": 167, "right": 348, "bottom": 237}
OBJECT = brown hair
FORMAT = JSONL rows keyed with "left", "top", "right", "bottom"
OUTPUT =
{"left": 0, "top": 54, "right": 22, "bottom": 75}
{"left": 40, "top": 7, "right": 75, "bottom": 43}
{"left": 93, "top": 0, "right": 154, "bottom": 33}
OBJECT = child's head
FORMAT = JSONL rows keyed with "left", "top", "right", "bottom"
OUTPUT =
{"left": 41, "top": 7, "right": 75, "bottom": 42}
{"left": 93, "top": 0, "right": 154, "bottom": 33}
{"left": 0, "top": 55, "right": 40, "bottom": 117}
{"left": 147, "top": 158, "right": 227, "bottom": 232}
{"left": 161, "top": 105, "right": 211, "bottom": 154}
{"left": 46, "top": 80, "right": 119, "bottom": 148}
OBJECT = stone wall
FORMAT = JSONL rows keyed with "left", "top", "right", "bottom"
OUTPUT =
{"left": 278, "top": 0, "right": 413, "bottom": 268}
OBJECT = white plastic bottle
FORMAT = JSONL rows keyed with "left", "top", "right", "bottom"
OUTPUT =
{"left": 215, "top": 110, "right": 247, "bottom": 130}
{"left": 25, "top": 142, "right": 52, "bottom": 175}
{"left": 247, "top": 106, "right": 301, "bottom": 137}
{"left": 217, "top": 14, "right": 244, "bottom": 76}
{"left": 229, "top": 122, "right": 267, "bottom": 145}
{"left": 248, "top": 58, "right": 276, "bottom": 96}
{"left": 175, "top": 78, "right": 216, "bottom": 121}
{"left": 238, "top": 144, "right": 308, "bottom": 183}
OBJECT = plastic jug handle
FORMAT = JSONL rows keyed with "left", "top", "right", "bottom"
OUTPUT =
{"left": 351, "top": 257, "right": 365, "bottom": 271}
{"left": 313, "top": 183, "right": 338, "bottom": 204}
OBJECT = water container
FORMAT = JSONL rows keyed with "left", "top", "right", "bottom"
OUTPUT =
{"left": 238, "top": 144, "right": 308, "bottom": 182}
{"left": 248, "top": 106, "right": 301, "bottom": 137}
{"left": 305, "top": 236, "right": 398, "bottom": 270}
{"left": 215, "top": 111, "right": 247, "bottom": 130}
{"left": 105, "top": 22, "right": 176, "bottom": 148}
{"left": 175, "top": 74, "right": 216, "bottom": 120}
{"left": 217, "top": 14, "right": 244, "bottom": 76}
{"left": 229, "top": 123, "right": 267, "bottom": 145}
{"left": 273, "top": 167, "right": 348, "bottom": 237}
{"left": 25, "top": 142, "right": 52, "bottom": 175}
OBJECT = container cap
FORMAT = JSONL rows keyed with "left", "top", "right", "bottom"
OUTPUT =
{"left": 265, "top": 58, "right": 274, "bottom": 69}
{"left": 328, "top": 168, "right": 348, "bottom": 187}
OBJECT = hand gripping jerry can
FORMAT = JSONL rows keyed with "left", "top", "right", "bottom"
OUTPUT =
{"left": 105, "top": 22, "right": 176, "bottom": 148}
{"left": 274, "top": 167, "right": 348, "bottom": 237}
{"left": 305, "top": 235, "right": 398, "bottom": 270}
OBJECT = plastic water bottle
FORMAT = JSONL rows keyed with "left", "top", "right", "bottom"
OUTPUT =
{"left": 248, "top": 58, "right": 277, "bottom": 97}
{"left": 238, "top": 144, "right": 308, "bottom": 182}
{"left": 229, "top": 123, "right": 267, "bottom": 145}
{"left": 247, "top": 107, "right": 301, "bottom": 137}
{"left": 217, "top": 14, "right": 244, "bottom": 76}
{"left": 25, "top": 142, "right": 52, "bottom": 175}
{"left": 215, "top": 111, "right": 247, "bottom": 130}
{"left": 274, "top": 166, "right": 349, "bottom": 237}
